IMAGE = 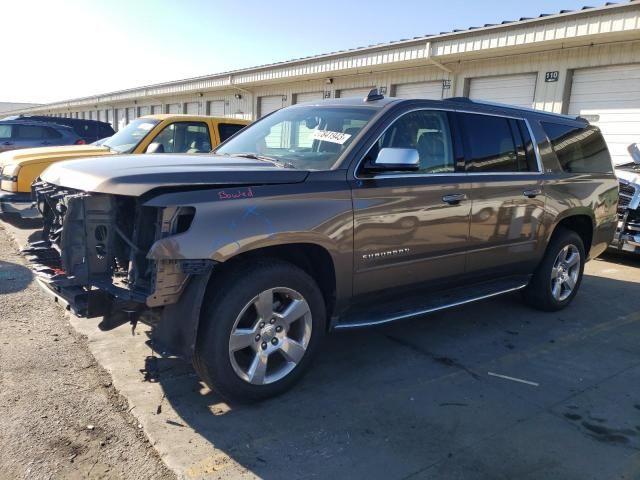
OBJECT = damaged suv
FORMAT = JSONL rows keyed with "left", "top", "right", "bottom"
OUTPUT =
{"left": 612, "top": 143, "right": 640, "bottom": 253}
{"left": 27, "top": 92, "right": 618, "bottom": 401}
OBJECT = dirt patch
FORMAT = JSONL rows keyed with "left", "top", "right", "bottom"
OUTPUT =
{"left": 0, "top": 224, "right": 175, "bottom": 480}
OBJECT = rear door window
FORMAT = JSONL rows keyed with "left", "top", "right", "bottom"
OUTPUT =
{"left": 541, "top": 122, "right": 612, "bottom": 173}
{"left": 15, "top": 124, "right": 47, "bottom": 140}
{"left": 0, "top": 124, "right": 12, "bottom": 140}
{"left": 459, "top": 113, "right": 537, "bottom": 173}
{"left": 218, "top": 123, "right": 246, "bottom": 142}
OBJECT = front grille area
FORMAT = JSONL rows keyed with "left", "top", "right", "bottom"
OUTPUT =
{"left": 619, "top": 181, "right": 636, "bottom": 198}
{"left": 618, "top": 181, "right": 637, "bottom": 215}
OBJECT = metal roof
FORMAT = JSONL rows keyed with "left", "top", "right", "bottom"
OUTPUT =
{"left": 8, "top": 0, "right": 640, "bottom": 113}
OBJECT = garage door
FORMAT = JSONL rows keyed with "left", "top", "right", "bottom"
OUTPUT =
{"left": 98, "top": 110, "right": 106, "bottom": 122}
{"left": 259, "top": 96, "right": 283, "bottom": 117}
{"left": 151, "top": 105, "right": 162, "bottom": 114}
{"left": 208, "top": 100, "right": 225, "bottom": 116}
{"left": 185, "top": 102, "right": 200, "bottom": 115}
{"left": 116, "top": 109, "right": 126, "bottom": 131}
{"left": 568, "top": 64, "right": 640, "bottom": 166}
{"left": 394, "top": 81, "right": 443, "bottom": 99}
{"left": 138, "top": 106, "right": 150, "bottom": 117}
{"left": 337, "top": 87, "right": 373, "bottom": 99}
{"left": 469, "top": 73, "right": 537, "bottom": 108}
{"left": 167, "top": 103, "right": 182, "bottom": 114}
{"left": 127, "top": 107, "right": 136, "bottom": 122}
{"left": 294, "top": 91, "right": 323, "bottom": 104}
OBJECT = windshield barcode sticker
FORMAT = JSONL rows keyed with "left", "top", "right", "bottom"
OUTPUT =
{"left": 311, "top": 130, "right": 352, "bottom": 145}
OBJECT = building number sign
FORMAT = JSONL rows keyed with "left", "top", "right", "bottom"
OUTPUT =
{"left": 545, "top": 71, "right": 559, "bottom": 82}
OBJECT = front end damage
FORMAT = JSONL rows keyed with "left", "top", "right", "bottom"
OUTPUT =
{"left": 612, "top": 179, "right": 640, "bottom": 253}
{"left": 26, "top": 181, "right": 211, "bottom": 353}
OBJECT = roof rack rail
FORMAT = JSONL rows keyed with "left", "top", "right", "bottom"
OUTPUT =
{"left": 364, "top": 88, "right": 384, "bottom": 102}
{"left": 444, "top": 97, "right": 472, "bottom": 102}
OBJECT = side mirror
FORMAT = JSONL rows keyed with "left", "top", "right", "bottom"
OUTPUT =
{"left": 145, "top": 142, "right": 163, "bottom": 154}
{"left": 628, "top": 143, "right": 640, "bottom": 165}
{"left": 368, "top": 148, "right": 420, "bottom": 172}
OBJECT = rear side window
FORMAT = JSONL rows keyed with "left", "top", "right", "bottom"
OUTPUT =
{"left": 0, "top": 124, "right": 12, "bottom": 140}
{"left": 45, "top": 127, "right": 63, "bottom": 139}
{"left": 460, "top": 113, "right": 538, "bottom": 173}
{"left": 15, "top": 125, "right": 47, "bottom": 140}
{"left": 541, "top": 122, "right": 612, "bottom": 174}
{"left": 218, "top": 123, "right": 246, "bottom": 142}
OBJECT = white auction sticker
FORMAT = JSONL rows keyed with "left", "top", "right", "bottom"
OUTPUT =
{"left": 311, "top": 130, "right": 352, "bottom": 145}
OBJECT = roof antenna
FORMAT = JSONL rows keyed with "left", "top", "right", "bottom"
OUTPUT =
{"left": 364, "top": 88, "right": 384, "bottom": 102}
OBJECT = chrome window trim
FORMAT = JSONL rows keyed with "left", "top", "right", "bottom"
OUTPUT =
{"left": 353, "top": 107, "right": 544, "bottom": 180}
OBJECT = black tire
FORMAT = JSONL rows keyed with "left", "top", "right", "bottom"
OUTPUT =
{"left": 525, "top": 227, "right": 586, "bottom": 311}
{"left": 193, "top": 260, "right": 326, "bottom": 402}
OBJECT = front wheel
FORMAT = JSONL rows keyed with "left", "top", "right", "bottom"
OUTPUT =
{"left": 525, "top": 227, "right": 586, "bottom": 311}
{"left": 193, "top": 260, "right": 326, "bottom": 402}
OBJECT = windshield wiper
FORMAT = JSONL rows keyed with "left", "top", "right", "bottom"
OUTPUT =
{"left": 228, "top": 153, "right": 296, "bottom": 169}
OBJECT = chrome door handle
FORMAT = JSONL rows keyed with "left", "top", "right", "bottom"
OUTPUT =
{"left": 442, "top": 193, "right": 467, "bottom": 205}
{"left": 523, "top": 188, "right": 542, "bottom": 198}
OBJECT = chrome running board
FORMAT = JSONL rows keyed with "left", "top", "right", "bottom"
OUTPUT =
{"left": 335, "top": 280, "right": 529, "bottom": 330}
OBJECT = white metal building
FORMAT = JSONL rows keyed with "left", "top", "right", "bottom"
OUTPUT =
{"left": 7, "top": 1, "right": 640, "bottom": 164}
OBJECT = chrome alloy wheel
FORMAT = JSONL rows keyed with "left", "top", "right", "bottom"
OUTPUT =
{"left": 228, "top": 287, "right": 313, "bottom": 385}
{"left": 550, "top": 244, "right": 581, "bottom": 302}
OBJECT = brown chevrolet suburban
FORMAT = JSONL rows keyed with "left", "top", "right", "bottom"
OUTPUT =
{"left": 26, "top": 91, "right": 618, "bottom": 401}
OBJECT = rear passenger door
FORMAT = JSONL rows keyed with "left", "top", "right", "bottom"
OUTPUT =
{"left": 12, "top": 124, "right": 54, "bottom": 149}
{"left": 458, "top": 111, "right": 545, "bottom": 277}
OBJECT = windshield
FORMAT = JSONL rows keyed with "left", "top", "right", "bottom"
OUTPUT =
{"left": 103, "top": 118, "right": 160, "bottom": 153}
{"left": 215, "top": 106, "right": 377, "bottom": 170}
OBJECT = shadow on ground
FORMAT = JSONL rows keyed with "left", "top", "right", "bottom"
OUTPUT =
{"left": 0, "top": 260, "right": 33, "bottom": 294}
{"left": 0, "top": 212, "right": 42, "bottom": 231}
{"left": 599, "top": 250, "right": 640, "bottom": 268}
{"left": 142, "top": 270, "right": 640, "bottom": 479}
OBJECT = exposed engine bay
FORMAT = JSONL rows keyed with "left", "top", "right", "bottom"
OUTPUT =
{"left": 26, "top": 181, "right": 197, "bottom": 320}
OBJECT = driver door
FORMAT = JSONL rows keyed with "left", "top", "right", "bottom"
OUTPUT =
{"left": 351, "top": 109, "right": 472, "bottom": 296}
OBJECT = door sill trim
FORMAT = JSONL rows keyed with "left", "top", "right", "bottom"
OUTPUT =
{"left": 334, "top": 283, "right": 528, "bottom": 330}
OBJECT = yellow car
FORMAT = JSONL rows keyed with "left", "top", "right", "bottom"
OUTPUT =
{"left": 0, "top": 114, "right": 249, "bottom": 215}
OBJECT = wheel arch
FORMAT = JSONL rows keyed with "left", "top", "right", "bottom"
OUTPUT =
{"left": 212, "top": 242, "right": 339, "bottom": 321}
{"left": 153, "top": 241, "right": 341, "bottom": 362}
{"left": 546, "top": 210, "right": 594, "bottom": 257}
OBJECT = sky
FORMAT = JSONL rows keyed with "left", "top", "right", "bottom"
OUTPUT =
{"left": 1, "top": 0, "right": 600, "bottom": 104}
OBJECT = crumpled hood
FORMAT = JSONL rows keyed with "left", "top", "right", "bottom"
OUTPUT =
{"left": 40, "top": 153, "right": 310, "bottom": 196}
{"left": 615, "top": 164, "right": 640, "bottom": 186}
{"left": 0, "top": 144, "right": 111, "bottom": 168}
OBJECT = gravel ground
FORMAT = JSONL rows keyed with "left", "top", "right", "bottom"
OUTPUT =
{"left": 0, "top": 223, "right": 175, "bottom": 480}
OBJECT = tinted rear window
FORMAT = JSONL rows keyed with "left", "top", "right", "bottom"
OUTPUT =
{"left": 460, "top": 113, "right": 538, "bottom": 173}
{"left": 15, "top": 124, "right": 47, "bottom": 140}
{"left": 542, "top": 122, "right": 612, "bottom": 174}
{"left": 218, "top": 123, "right": 246, "bottom": 142}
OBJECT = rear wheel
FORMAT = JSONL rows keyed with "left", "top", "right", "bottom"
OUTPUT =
{"left": 525, "top": 228, "right": 585, "bottom": 311}
{"left": 193, "top": 260, "right": 326, "bottom": 402}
